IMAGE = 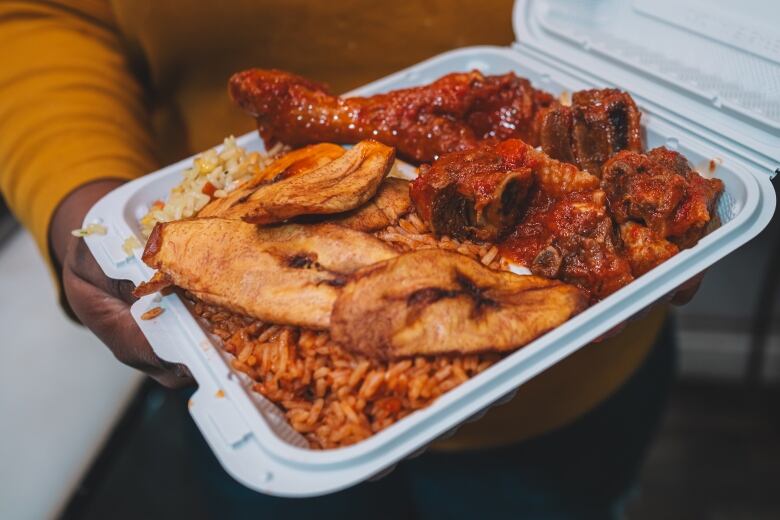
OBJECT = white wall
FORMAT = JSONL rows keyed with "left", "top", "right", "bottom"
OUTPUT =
{"left": 0, "top": 230, "right": 140, "bottom": 520}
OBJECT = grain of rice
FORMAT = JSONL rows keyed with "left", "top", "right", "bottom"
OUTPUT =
{"left": 71, "top": 223, "right": 108, "bottom": 237}
{"left": 481, "top": 246, "right": 499, "bottom": 266}
{"left": 141, "top": 307, "right": 164, "bottom": 320}
{"left": 122, "top": 235, "right": 143, "bottom": 256}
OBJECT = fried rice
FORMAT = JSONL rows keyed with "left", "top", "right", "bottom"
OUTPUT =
{"left": 139, "top": 137, "right": 285, "bottom": 237}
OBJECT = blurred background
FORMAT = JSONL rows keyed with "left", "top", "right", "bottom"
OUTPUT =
{"left": 1, "top": 179, "right": 779, "bottom": 519}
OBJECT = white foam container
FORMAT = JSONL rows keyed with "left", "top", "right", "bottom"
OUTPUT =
{"left": 82, "top": 0, "right": 778, "bottom": 497}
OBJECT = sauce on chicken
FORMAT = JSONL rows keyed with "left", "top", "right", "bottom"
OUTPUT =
{"left": 229, "top": 69, "right": 555, "bottom": 163}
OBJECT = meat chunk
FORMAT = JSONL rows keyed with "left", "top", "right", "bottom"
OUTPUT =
{"left": 534, "top": 150, "right": 600, "bottom": 198}
{"left": 410, "top": 139, "right": 598, "bottom": 243}
{"left": 229, "top": 68, "right": 555, "bottom": 163}
{"left": 601, "top": 147, "right": 724, "bottom": 248}
{"left": 134, "top": 218, "right": 398, "bottom": 329}
{"left": 539, "top": 105, "right": 576, "bottom": 164}
{"left": 409, "top": 140, "right": 537, "bottom": 242}
{"left": 330, "top": 249, "right": 586, "bottom": 360}
{"left": 540, "top": 89, "right": 642, "bottom": 175}
{"left": 199, "top": 140, "right": 395, "bottom": 224}
{"left": 619, "top": 221, "right": 679, "bottom": 276}
{"left": 500, "top": 190, "right": 634, "bottom": 301}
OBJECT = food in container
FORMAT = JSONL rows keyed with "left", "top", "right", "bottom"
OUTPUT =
{"left": 80, "top": 0, "right": 777, "bottom": 495}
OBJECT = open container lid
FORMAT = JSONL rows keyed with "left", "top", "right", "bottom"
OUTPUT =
{"left": 512, "top": 0, "right": 780, "bottom": 177}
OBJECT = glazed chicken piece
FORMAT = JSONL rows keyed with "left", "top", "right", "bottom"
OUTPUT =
{"left": 134, "top": 218, "right": 398, "bottom": 329}
{"left": 601, "top": 147, "right": 724, "bottom": 248}
{"left": 331, "top": 249, "right": 586, "bottom": 360}
{"left": 198, "top": 140, "right": 394, "bottom": 224}
{"left": 410, "top": 139, "right": 598, "bottom": 242}
{"left": 501, "top": 189, "right": 634, "bottom": 301}
{"left": 539, "top": 89, "right": 643, "bottom": 176}
{"left": 229, "top": 69, "right": 555, "bottom": 163}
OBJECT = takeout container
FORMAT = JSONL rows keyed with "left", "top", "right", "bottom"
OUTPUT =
{"left": 82, "top": 0, "right": 777, "bottom": 496}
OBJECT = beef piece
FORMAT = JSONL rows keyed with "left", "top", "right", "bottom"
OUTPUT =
{"left": 501, "top": 189, "right": 635, "bottom": 301}
{"left": 409, "top": 140, "right": 538, "bottom": 242}
{"left": 601, "top": 147, "right": 724, "bottom": 248}
{"left": 540, "top": 88, "right": 642, "bottom": 175}
{"left": 619, "top": 221, "right": 679, "bottom": 276}
{"left": 410, "top": 139, "right": 599, "bottom": 243}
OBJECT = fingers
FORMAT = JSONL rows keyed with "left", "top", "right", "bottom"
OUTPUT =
{"left": 368, "top": 464, "right": 398, "bottom": 482}
{"left": 670, "top": 271, "right": 706, "bottom": 306}
{"left": 109, "top": 277, "right": 139, "bottom": 306}
{"left": 147, "top": 363, "right": 195, "bottom": 389}
{"left": 69, "top": 238, "right": 138, "bottom": 304}
{"left": 591, "top": 321, "right": 627, "bottom": 343}
{"left": 596, "top": 269, "right": 705, "bottom": 342}
{"left": 101, "top": 297, "right": 194, "bottom": 388}
{"left": 63, "top": 258, "right": 195, "bottom": 389}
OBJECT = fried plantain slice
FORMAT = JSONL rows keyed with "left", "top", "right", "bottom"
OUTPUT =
{"left": 199, "top": 143, "right": 346, "bottom": 218}
{"left": 199, "top": 140, "right": 394, "bottom": 224}
{"left": 134, "top": 218, "right": 398, "bottom": 329}
{"left": 331, "top": 249, "right": 587, "bottom": 359}
{"left": 325, "top": 177, "right": 412, "bottom": 232}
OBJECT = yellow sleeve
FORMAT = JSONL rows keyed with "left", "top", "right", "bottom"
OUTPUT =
{"left": 0, "top": 0, "right": 157, "bottom": 262}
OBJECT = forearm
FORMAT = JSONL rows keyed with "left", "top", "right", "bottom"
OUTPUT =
{"left": 0, "top": 1, "right": 156, "bottom": 271}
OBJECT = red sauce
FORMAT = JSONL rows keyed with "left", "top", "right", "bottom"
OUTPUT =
{"left": 499, "top": 189, "right": 634, "bottom": 301}
{"left": 498, "top": 192, "right": 553, "bottom": 267}
{"left": 410, "top": 139, "right": 540, "bottom": 220}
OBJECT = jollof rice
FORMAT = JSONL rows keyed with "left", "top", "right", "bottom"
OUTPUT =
{"left": 187, "top": 214, "right": 506, "bottom": 449}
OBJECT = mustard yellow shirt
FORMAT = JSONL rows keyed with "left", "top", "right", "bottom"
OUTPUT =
{"left": 0, "top": 0, "right": 665, "bottom": 448}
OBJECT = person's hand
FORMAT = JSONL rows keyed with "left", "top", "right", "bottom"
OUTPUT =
{"left": 592, "top": 271, "right": 706, "bottom": 342}
{"left": 50, "top": 179, "right": 194, "bottom": 388}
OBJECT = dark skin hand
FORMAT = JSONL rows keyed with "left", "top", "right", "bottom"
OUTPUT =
{"left": 592, "top": 272, "right": 705, "bottom": 342}
{"left": 50, "top": 179, "right": 194, "bottom": 388}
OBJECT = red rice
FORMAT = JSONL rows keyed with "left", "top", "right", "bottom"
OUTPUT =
{"left": 186, "top": 213, "right": 505, "bottom": 449}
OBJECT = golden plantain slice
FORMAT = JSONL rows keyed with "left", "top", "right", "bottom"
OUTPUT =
{"left": 134, "top": 218, "right": 398, "bottom": 329}
{"left": 331, "top": 249, "right": 587, "bottom": 359}
{"left": 198, "top": 143, "right": 345, "bottom": 218}
{"left": 321, "top": 177, "right": 412, "bottom": 232}
{"left": 199, "top": 140, "right": 395, "bottom": 224}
